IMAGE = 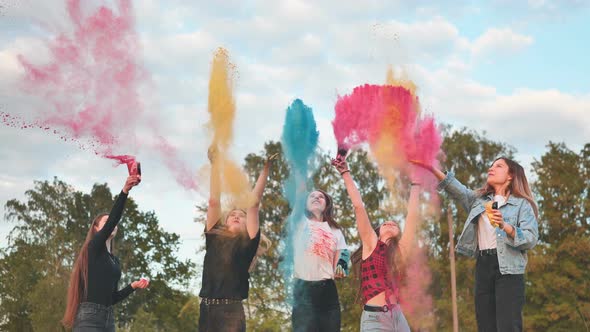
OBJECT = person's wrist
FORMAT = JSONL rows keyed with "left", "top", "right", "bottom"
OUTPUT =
{"left": 340, "top": 169, "right": 350, "bottom": 175}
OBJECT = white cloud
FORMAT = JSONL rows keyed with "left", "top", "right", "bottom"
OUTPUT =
{"left": 472, "top": 27, "right": 534, "bottom": 58}
{"left": 1, "top": 0, "right": 588, "bottom": 268}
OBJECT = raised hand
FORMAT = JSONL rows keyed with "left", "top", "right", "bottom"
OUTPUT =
{"left": 122, "top": 175, "right": 141, "bottom": 194}
{"left": 208, "top": 145, "right": 218, "bottom": 164}
{"left": 331, "top": 158, "right": 349, "bottom": 175}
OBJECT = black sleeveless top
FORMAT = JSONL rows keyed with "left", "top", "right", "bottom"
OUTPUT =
{"left": 199, "top": 228, "right": 261, "bottom": 300}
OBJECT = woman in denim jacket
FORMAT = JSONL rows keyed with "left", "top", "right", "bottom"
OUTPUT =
{"left": 414, "top": 157, "right": 538, "bottom": 332}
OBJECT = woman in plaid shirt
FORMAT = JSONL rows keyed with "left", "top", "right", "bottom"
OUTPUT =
{"left": 332, "top": 156, "right": 422, "bottom": 331}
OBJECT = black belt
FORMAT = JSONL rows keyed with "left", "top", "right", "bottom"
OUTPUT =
{"left": 364, "top": 304, "right": 395, "bottom": 312}
{"left": 200, "top": 297, "right": 242, "bottom": 305}
{"left": 479, "top": 248, "right": 497, "bottom": 256}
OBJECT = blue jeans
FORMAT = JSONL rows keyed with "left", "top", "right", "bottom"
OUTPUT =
{"left": 360, "top": 304, "right": 410, "bottom": 332}
{"left": 73, "top": 302, "right": 115, "bottom": 332}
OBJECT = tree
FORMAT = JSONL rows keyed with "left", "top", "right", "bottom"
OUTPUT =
{"left": 526, "top": 142, "right": 590, "bottom": 331}
{"left": 0, "top": 177, "right": 197, "bottom": 331}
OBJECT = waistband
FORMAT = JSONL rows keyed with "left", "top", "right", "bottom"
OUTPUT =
{"left": 478, "top": 248, "right": 497, "bottom": 256}
{"left": 200, "top": 297, "right": 243, "bottom": 305}
{"left": 294, "top": 278, "right": 336, "bottom": 287}
{"left": 364, "top": 304, "right": 399, "bottom": 312}
{"left": 78, "top": 302, "right": 113, "bottom": 312}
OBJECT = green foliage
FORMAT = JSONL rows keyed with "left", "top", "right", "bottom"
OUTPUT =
{"left": 0, "top": 178, "right": 196, "bottom": 331}
{"left": 2, "top": 132, "right": 589, "bottom": 331}
{"left": 525, "top": 143, "right": 590, "bottom": 331}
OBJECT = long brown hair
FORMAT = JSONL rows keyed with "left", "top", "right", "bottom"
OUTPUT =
{"left": 351, "top": 222, "right": 403, "bottom": 304}
{"left": 477, "top": 157, "right": 539, "bottom": 218}
{"left": 62, "top": 213, "right": 108, "bottom": 328}
{"left": 205, "top": 208, "right": 272, "bottom": 272}
{"left": 305, "top": 189, "right": 340, "bottom": 229}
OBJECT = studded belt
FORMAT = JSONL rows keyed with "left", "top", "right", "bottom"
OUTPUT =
{"left": 200, "top": 297, "right": 243, "bottom": 305}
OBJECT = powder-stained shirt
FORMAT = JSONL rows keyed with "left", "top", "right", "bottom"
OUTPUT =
{"left": 294, "top": 218, "right": 347, "bottom": 281}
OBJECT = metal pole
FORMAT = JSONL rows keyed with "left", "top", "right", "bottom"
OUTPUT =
{"left": 448, "top": 203, "right": 459, "bottom": 332}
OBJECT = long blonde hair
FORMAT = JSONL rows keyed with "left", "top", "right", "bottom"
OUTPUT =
{"left": 477, "top": 157, "right": 539, "bottom": 218}
{"left": 205, "top": 208, "right": 272, "bottom": 271}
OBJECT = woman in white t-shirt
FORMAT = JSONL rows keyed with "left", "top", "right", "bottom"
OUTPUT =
{"left": 292, "top": 189, "right": 347, "bottom": 332}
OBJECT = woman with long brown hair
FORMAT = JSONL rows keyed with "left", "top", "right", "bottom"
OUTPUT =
{"left": 413, "top": 157, "right": 538, "bottom": 331}
{"left": 291, "top": 187, "right": 348, "bottom": 332}
{"left": 332, "top": 156, "right": 420, "bottom": 331}
{"left": 198, "top": 149, "right": 273, "bottom": 332}
{"left": 62, "top": 173, "right": 148, "bottom": 331}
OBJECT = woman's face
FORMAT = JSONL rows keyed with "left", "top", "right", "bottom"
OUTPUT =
{"left": 306, "top": 191, "right": 327, "bottom": 214}
{"left": 226, "top": 209, "right": 247, "bottom": 233}
{"left": 95, "top": 215, "right": 117, "bottom": 238}
{"left": 378, "top": 220, "right": 400, "bottom": 242}
{"left": 487, "top": 159, "right": 512, "bottom": 187}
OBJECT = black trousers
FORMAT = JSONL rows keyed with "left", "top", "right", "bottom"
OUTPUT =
{"left": 198, "top": 302, "right": 245, "bottom": 332}
{"left": 292, "top": 278, "right": 341, "bottom": 332}
{"left": 475, "top": 253, "right": 525, "bottom": 332}
{"left": 73, "top": 302, "right": 115, "bottom": 332}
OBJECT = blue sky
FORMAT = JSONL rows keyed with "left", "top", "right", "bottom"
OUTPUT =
{"left": 1, "top": 0, "right": 589, "bottom": 288}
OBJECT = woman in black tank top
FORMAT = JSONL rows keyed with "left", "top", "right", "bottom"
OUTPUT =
{"left": 198, "top": 148, "right": 273, "bottom": 332}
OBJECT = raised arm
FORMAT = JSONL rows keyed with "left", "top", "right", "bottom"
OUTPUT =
{"left": 410, "top": 160, "right": 477, "bottom": 212}
{"left": 332, "top": 158, "right": 378, "bottom": 254}
{"left": 398, "top": 184, "right": 421, "bottom": 262}
{"left": 246, "top": 154, "right": 275, "bottom": 239}
{"left": 90, "top": 175, "right": 140, "bottom": 246}
{"left": 206, "top": 146, "right": 222, "bottom": 231}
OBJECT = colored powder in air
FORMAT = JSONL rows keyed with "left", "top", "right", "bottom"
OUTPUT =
{"left": 407, "top": 116, "right": 443, "bottom": 186}
{"left": 399, "top": 245, "right": 434, "bottom": 330}
{"left": 332, "top": 79, "right": 442, "bottom": 188}
{"left": 279, "top": 99, "right": 319, "bottom": 295}
{"left": 206, "top": 48, "right": 253, "bottom": 208}
{"left": 332, "top": 84, "right": 385, "bottom": 150}
{"left": 385, "top": 66, "right": 418, "bottom": 97}
{"left": 105, "top": 154, "right": 135, "bottom": 171}
{"left": 17, "top": 0, "right": 145, "bottom": 149}
{"left": 281, "top": 99, "right": 319, "bottom": 184}
{"left": 207, "top": 48, "right": 236, "bottom": 151}
{"left": 372, "top": 85, "right": 419, "bottom": 189}
{"left": 9, "top": 0, "right": 197, "bottom": 190}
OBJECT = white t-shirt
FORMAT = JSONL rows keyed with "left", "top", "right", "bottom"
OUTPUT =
{"left": 293, "top": 218, "right": 347, "bottom": 281}
{"left": 478, "top": 195, "right": 507, "bottom": 250}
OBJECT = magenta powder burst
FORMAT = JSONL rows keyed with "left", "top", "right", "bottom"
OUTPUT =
{"left": 332, "top": 83, "right": 442, "bottom": 185}
{"left": 9, "top": 0, "right": 198, "bottom": 190}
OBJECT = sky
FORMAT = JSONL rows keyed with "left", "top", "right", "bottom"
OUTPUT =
{"left": 1, "top": 0, "right": 589, "bottom": 285}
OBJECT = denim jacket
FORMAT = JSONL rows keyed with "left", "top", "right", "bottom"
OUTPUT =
{"left": 438, "top": 172, "right": 539, "bottom": 274}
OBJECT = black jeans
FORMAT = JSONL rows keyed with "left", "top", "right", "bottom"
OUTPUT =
{"left": 475, "top": 253, "right": 525, "bottom": 332}
{"left": 73, "top": 302, "right": 115, "bottom": 332}
{"left": 292, "top": 279, "right": 341, "bottom": 332}
{"left": 198, "top": 302, "right": 245, "bottom": 332}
